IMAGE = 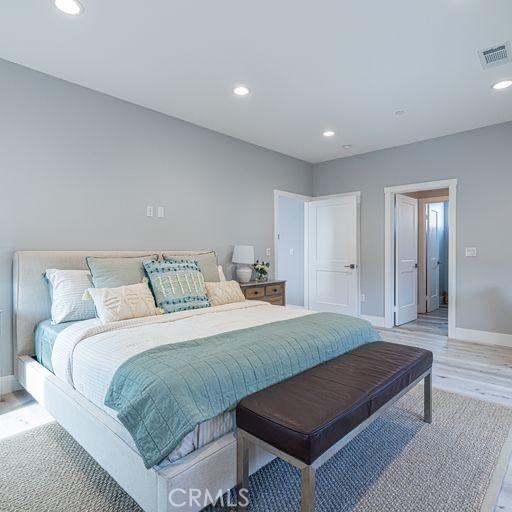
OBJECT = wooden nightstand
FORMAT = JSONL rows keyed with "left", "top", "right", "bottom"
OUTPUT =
{"left": 240, "top": 280, "right": 286, "bottom": 306}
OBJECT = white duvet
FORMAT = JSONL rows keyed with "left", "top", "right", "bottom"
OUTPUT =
{"left": 51, "top": 301, "right": 314, "bottom": 464}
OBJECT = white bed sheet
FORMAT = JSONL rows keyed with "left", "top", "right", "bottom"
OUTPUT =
{"left": 51, "top": 301, "right": 314, "bottom": 465}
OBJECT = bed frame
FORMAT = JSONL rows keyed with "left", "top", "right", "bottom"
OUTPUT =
{"left": 13, "top": 251, "right": 274, "bottom": 512}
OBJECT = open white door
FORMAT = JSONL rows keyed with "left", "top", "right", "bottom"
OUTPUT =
{"left": 307, "top": 195, "right": 359, "bottom": 316}
{"left": 426, "top": 202, "right": 443, "bottom": 312}
{"left": 395, "top": 194, "right": 418, "bottom": 325}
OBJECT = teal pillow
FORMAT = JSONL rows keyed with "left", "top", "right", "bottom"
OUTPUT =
{"left": 87, "top": 254, "right": 159, "bottom": 288}
{"left": 143, "top": 260, "right": 210, "bottom": 314}
{"left": 162, "top": 252, "right": 220, "bottom": 282}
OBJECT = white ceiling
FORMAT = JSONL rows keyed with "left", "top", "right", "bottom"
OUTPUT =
{"left": 1, "top": 0, "right": 511, "bottom": 163}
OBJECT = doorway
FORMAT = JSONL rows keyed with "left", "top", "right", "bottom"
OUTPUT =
{"left": 274, "top": 190, "right": 360, "bottom": 315}
{"left": 384, "top": 179, "right": 457, "bottom": 337}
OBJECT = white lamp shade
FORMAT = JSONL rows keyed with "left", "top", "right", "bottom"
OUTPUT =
{"left": 232, "top": 245, "right": 255, "bottom": 264}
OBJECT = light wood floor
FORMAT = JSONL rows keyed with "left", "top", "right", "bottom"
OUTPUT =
{"left": 1, "top": 325, "right": 511, "bottom": 510}
{"left": 398, "top": 305, "right": 449, "bottom": 336}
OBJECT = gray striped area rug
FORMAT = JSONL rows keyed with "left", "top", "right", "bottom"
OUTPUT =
{"left": 1, "top": 387, "right": 511, "bottom": 512}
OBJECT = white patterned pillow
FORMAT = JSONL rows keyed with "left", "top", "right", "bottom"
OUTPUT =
{"left": 83, "top": 281, "right": 161, "bottom": 324}
{"left": 45, "top": 269, "right": 96, "bottom": 324}
{"left": 205, "top": 281, "right": 246, "bottom": 307}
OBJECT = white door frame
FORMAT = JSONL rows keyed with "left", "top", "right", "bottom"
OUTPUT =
{"left": 384, "top": 179, "right": 457, "bottom": 337}
{"left": 273, "top": 189, "right": 361, "bottom": 313}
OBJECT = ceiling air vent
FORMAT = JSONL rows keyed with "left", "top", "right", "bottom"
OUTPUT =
{"left": 478, "top": 41, "right": 511, "bottom": 69}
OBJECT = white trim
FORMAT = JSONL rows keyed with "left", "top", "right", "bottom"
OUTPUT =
{"left": 0, "top": 374, "right": 21, "bottom": 396}
{"left": 384, "top": 179, "right": 457, "bottom": 337}
{"left": 454, "top": 328, "right": 512, "bottom": 348}
{"left": 308, "top": 190, "right": 361, "bottom": 201}
{"left": 384, "top": 179, "right": 458, "bottom": 194}
{"left": 303, "top": 201, "right": 310, "bottom": 308}
{"left": 360, "top": 315, "right": 387, "bottom": 328}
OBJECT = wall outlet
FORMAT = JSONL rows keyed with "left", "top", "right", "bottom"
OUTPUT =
{"left": 157, "top": 206, "right": 165, "bottom": 218}
{"left": 465, "top": 247, "right": 477, "bottom": 257}
{"left": 266, "top": 248, "right": 271, "bottom": 257}
{"left": 289, "top": 248, "right": 294, "bottom": 256}
{"left": 146, "top": 206, "right": 154, "bottom": 217}
{"left": 360, "top": 294, "right": 366, "bottom": 303}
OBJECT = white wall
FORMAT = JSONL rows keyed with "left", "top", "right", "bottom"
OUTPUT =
{"left": 277, "top": 196, "right": 305, "bottom": 306}
{"left": 0, "top": 59, "right": 313, "bottom": 379}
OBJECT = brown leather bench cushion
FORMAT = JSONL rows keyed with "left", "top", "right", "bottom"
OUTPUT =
{"left": 236, "top": 341, "right": 432, "bottom": 465}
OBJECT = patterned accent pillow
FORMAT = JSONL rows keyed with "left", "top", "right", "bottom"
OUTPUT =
{"left": 83, "top": 281, "right": 161, "bottom": 324}
{"left": 205, "top": 281, "right": 246, "bottom": 307}
{"left": 143, "top": 260, "right": 210, "bottom": 314}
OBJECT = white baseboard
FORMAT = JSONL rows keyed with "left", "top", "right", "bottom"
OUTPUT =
{"left": 454, "top": 328, "right": 512, "bottom": 348}
{"left": 360, "top": 315, "right": 387, "bottom": 328}
{"left": 286, "top": 304, "right": 305, "bottom": 309}
{"left": 0, "top": 374, "right": 21, "bottom": 396}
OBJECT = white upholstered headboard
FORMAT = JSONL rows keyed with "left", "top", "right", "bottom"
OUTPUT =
{"left": 13, "top": 250, "right": 211, "bottom": 359}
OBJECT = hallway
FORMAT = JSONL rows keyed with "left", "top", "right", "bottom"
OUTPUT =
{"left": 398, "top": 306, "right": 448, "bottom": 336}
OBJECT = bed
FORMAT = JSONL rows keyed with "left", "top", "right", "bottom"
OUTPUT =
{"left": 13, "top": 250, "right": 379, "bottom": 512}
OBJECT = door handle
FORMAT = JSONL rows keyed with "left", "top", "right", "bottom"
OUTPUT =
{"left": 344, "top": 264, "right": 357, "bottom": 269}
{"left": 414, "top": 263, "right": 418, "bottom": 268}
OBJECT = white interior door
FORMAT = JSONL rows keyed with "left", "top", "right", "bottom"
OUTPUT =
{"left": 307, "top": 195, "right": 359, "bottom": 316}
{"left": 395, "top": 194, "right": 418, "bottom": 325}
{"left": 426, "top": 203, "right": 443, "bottom": 312}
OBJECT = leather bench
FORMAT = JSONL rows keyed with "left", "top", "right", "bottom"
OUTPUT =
{"left": 235, "top": 341, "right": 433, "bottom": 511}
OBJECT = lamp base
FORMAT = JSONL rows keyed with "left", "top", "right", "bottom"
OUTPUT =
{"left": 236, "top": 265, "right": 253, "bottom": 283}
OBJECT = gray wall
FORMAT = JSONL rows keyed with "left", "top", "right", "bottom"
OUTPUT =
{"left": 313, "top": 121, "right": 512, "bottom": 334}
{"left": 277, "top": 196, "right": 305, "bottom": 306}
{"left": 0, "top": 59, "right": 313, "bottom": 378}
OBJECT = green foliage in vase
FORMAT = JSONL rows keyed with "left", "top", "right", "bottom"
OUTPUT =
{"left": 253, "top": 260, "right": 270, "bottom": 281}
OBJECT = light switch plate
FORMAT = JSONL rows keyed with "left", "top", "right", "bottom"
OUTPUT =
{"left": 157, "top": 206, "right": 165, "bottom": 218}
{"left": 465, "top": 247, "right": 477, "bottom": 257}
{"left": 146, "top": 206, "right": 154, "bottom": 217}
{"left": 289, "top": 248, "right": 294, "bottom": 256}
{"left": 266, "top": 248, "right": 271, "bottom": 257}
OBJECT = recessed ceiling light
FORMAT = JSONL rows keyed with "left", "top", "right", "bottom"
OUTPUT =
{"left": 322, "top": 130, "right": 335, "bottom": 138}
{"left": 233, "top": 86, "right": 250, "bottom": 96}
{"left": 394, "top": 110, "right": 406, "bottom": 116}
{"left": 55, "top": 0, "right": 83, "bottom": 15}
{"left": 342, "top": 145, "right": 352, "bottom": 150}
{"left": 492, "top": 80, "right": 512, "bottom": 90}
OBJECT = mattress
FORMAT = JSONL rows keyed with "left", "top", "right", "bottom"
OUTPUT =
{"left": 34, "top": 319, "right": 77, "bottom": 373}
{"left": 49, "top": 301, "right": 315, "bottom": 467}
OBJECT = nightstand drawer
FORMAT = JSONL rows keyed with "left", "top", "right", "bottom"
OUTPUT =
{"left": 266, "top": 295, "right": 284, "bottom": 306}
{"left": 265, "top": 284, "right": 283, "bottom": 296}
{"left": 244, "top": 286, "right": 265, "bottom": 299}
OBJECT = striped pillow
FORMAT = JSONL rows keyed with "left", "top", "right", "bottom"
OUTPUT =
{"left": 45, "top": 269, "right": 96, "bottom": 324}
{"left": 143, "top": 260, "right": 210, "bottom": 314}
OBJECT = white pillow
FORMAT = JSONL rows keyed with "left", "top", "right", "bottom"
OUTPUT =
{"left": 45, "top": 269, "right": 96, "bottom": 324}
{"left": 83, "top": 281, "right": 161, "bottom": 324}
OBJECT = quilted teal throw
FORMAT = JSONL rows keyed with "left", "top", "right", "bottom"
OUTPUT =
{"left": 105, "top": 313, "right": 380, "bottom": 468}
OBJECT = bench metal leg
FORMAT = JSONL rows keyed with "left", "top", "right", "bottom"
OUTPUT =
{"left": 424, "top": 372, "right": 432, "bottom": 424}
{"left": 236, "top": 430, "right": 250, "bottom": 511}
{"left": 301, "top": 465, "right": 316, "bottom": 512}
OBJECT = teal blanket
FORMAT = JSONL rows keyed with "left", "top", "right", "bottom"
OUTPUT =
{"left": 104, "top": 313, "right": 380, "bottom": 468}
